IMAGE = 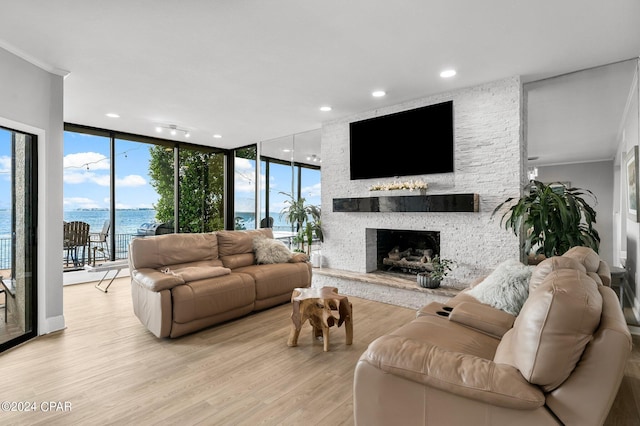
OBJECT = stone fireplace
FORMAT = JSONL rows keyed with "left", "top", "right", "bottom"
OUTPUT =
{"left": 314, "top": 76, "right": 524, "bottom": 309}
{"left": 374, "top": 229, "right": 440, "bottom": 275}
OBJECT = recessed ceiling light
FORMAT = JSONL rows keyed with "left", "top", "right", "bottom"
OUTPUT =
{"left": 106, "top": 113, "right": 120, "bottom": 118}
{"left": 372, "top": 90, "right": 386, "bottom": 97}
{"left": 440, "top": 69, "right": 457, "bottom": 78}
{"left": 213, "top": 134, "right": 222, "bottom": 139}
{"left": 320, "top": 106, "right": 332, "bottom": 112}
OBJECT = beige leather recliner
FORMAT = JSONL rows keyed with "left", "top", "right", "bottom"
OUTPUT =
{"left": 354, "top": 247, "right": 631, "bottom": 425}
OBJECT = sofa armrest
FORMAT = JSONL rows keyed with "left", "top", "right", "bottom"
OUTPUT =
{"left": 363, "top": 334, "right": 544, "bottom": 410}
{"left": 448, "top": 302, "right": 515, "bottom": 339}
{"left": 131, "top": 268, "right": 185, "bottom": 292}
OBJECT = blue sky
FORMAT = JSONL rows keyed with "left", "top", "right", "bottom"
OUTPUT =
{"left": 64, "top": 132, "right": 158, "bottom": 210}
{"left": 0, "top": 129, "right": 12, "bottom": 210}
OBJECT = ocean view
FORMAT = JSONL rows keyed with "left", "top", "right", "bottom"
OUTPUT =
{"left": 0, "top": 209, "right": 293, "bottom": 238}
{"left": 65, "top": 209, "right": 159, "bottom": 235}
{"left": 0, "top": 209, "right": 158, "bottom": 239}
{"left": 0, "top": 209, "right": 291, "bottom": 239}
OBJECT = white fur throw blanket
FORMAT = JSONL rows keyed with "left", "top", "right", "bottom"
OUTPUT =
{"left": 253, "top": 236, "right": 293, "bottom": 264}
{"left": 466, "top": 259, "right": 534, "bottom": 316}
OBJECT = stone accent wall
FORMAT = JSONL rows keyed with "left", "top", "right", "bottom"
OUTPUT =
{"left": 318, "top": 76, "right": 525, "bottom": 295}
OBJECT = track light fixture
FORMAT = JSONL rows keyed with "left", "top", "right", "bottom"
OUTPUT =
{"left": 155, "top": 124, "right": 191, "bottom": 138}
{"left": 305, "top": 154, "right": 321, "bottom": 163}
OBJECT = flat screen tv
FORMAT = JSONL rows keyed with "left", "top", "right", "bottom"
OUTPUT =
{"left": 349, "top": 100, "right": 454, "bottom": 180}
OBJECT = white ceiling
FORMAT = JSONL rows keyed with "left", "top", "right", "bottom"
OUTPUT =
{"left": 0, "top": 1, "right": 639, "bottom": 165}
{"left": 526, "top": 59, "right": 637, "bottom": 167}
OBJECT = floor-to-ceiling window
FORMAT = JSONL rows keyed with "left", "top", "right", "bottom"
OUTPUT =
{"left": 298, "top": 164, "right": 321, "bottom": 207}
{"left": 262, "top": 159, "right": 296, "bottom": 234}
{"left": 258, "top": 129, "right": 322, "bottom": 247}
{"left": 177, "top": 146, "right": 225, "bottom": 232}
{"left": 0, "top": 126, "right": 37, "bottom": 351}
{"left": 64, "top": 124, "right": 228, "bottom": 271}
{"left": 234, "top": 145, "right": 257, "bottom": 230}
{"left": 115, "top": 138, "right": 166, "bottom": 256}
{"left": 63, "top": 130, "right": 113, "bottom": 268}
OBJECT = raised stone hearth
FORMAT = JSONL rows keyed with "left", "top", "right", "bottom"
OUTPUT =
{"left": 312, "top": 268, "right": 461, "bottom": 310}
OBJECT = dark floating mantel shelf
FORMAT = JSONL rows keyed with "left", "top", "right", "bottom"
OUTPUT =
{"left": 333, "top": 193, "right": 479, "bottom": 213}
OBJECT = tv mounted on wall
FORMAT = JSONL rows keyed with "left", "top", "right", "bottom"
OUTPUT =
{"left": 349, "top": 100, "right": 454, "bottom": 180}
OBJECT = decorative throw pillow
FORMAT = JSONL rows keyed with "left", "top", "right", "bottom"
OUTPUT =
{"left": 466, "top": 259, "right": 534, "bottom": 316}
{"left": 253, "top": 236, "right": 293, "bottom": 264}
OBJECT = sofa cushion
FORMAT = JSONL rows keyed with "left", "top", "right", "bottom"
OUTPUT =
{"left": 219, "top": 253, "right": 256, "bottom": 269}
{"left": 216, "top": 228, "right": 273, "bottom": 257}
{"left": 494, "top": 269, "right": 602, "bottom": 392}
{"left": 465, "top": 259, "right": 533, "bottom": 316}
{"left": 253, "top": 235, "right": 292, "bottom": 264}
{"left": 529, "top": 256, "right": 586, "bottom": 291}
{"left": 235, "top": 262, "right": 312, "bottom": 302}
{"left": 171, "top": 272, "right": 255, "bottom": 324}
{"left": 129, "top": 232, "right": 219, "bottom": 270}
{"left": 163, "top": 265, "right": 231, "bottom": 282}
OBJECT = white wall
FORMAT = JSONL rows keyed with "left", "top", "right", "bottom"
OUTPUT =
{"left": 0, "top": 47, "right": 65, "bottom": 334}
{"left": 615, "top": 59, "right": 640, "bottom": 320}
{"left": 320, "top": 76, "right": 524, "bottom": 290}
{"left": 537, "top": 161, "right": 614, "bottom": 266}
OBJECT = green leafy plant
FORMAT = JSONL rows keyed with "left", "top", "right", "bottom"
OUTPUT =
{"left": 417, "top": 255, "right": 455, "bottom": 288}
{"left": 306, "top": 204, "right": 323, "bottom": 244}
{"left": 493, "top": 180, "right": 600, "bottom": 258}
{"left": 149, "top": 146, "right": 225, "bottom": 233}
{"left": 428, "top": 255, "right": 455, "bottom": 281}
{"left": 279, "top": 192, "right": 322, "bottom": 255}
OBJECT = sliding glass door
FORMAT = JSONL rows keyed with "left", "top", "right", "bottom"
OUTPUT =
{"left": 0, "top": 126, "right": 37, "bottom": 351}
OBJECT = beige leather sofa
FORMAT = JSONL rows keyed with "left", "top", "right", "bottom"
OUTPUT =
{"left": 354, "top": 247, "right": 631, "bottom": 425}
{"left": 128, "top": 228, "right": 311, "bottom": 338}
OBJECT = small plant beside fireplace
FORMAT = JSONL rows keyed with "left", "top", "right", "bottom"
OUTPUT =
{"left": 417, "top": 255, "right": 455, "bottom": 289}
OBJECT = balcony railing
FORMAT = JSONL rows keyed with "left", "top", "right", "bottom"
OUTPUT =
{"left": 0, "top": 233, "right": 137, "bottom": 271}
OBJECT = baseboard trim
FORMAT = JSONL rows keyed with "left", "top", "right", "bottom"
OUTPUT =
{"left": 40, "top": 314, "right": 66, "bottom": 335}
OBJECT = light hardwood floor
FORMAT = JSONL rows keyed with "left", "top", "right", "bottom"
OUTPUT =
{"left": 0, "top": 278, "right": 638, "bottom": 425}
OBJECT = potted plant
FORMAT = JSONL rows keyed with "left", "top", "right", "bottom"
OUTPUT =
{"left": 492, "top": 180, "right": 600, "bottom": 260}
{"left": 417, "top": 255, "right": 455, "bottom": 289}
{"left": 279, "top": 192, "right": 323, "bottom": 255}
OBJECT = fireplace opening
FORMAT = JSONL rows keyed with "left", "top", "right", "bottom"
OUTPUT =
{"left": 376, "top": 229, "right": 440, "bottom": 274}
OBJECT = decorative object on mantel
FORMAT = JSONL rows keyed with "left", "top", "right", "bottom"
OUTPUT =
{"left": 492, "top": 180, "right": 600, "bottom": 259}
{"left": 416, "top": 255, "right": 455, "bottom": 289}
{"left": 369, "top": 179, "right": 428, "bottom": 195}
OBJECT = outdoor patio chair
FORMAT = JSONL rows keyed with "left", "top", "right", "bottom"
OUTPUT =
{"left": 260, "top": 216, "right": 274, "bottom": 228}
{"left": 63, "top": 221, "right": 90, "bottom": 268}
{"left": 90, "top": 219, "right": 110, "bottom": 264}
